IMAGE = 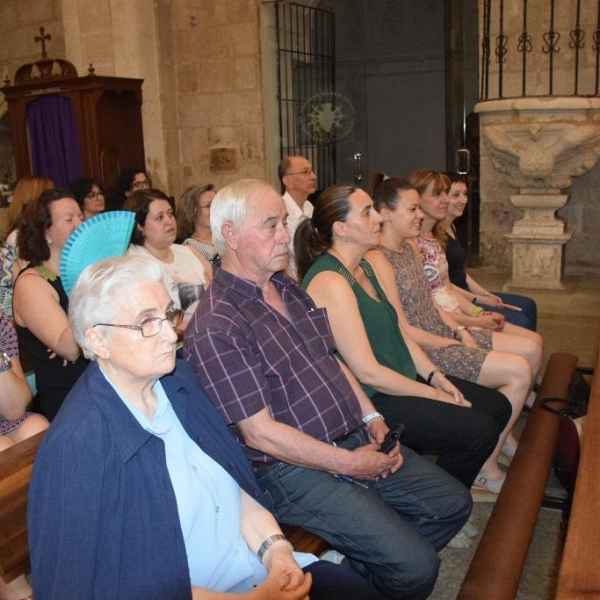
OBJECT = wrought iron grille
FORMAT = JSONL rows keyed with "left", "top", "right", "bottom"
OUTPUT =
{"left": 480, "top": 0, "right": 600, "bottom": 99}
{"left": 274, "top": 2, "right": 336, "bottom": 187}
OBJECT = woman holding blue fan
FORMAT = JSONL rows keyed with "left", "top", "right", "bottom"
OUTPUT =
{"left": 12, "top": 189, "right": 89, "bottom": 421}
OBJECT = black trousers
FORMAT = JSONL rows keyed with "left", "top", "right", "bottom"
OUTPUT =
{"left": 372, "top": 375, "right": 511, "bottom": 488}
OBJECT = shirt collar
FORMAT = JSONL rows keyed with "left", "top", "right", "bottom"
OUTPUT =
{"left": 213, "top": 266, "right": 292, "bottom": 301}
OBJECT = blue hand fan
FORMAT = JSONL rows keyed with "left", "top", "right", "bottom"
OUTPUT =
{"left": 60, "top": 211, "right": 135, "bottom": 295}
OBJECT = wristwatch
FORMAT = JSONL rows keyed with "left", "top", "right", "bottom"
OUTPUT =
{"left": 0, "top": 351, "right": 12, "bottom": 373}
{"left": 453, "top": 326, "right": 467, "bottom": 341}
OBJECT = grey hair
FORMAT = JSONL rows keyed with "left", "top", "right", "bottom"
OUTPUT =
{"left": 69, "top": 254, "right": 169, "bottom": 360}
{"left": 210, "top": 179, "right": 273, "bottom": 257}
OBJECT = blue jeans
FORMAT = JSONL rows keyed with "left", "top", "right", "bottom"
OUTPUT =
{"left": 253, "top": 427, "right": 471, "bottom": 599}
{"left": 475, "top": 291, "right": 537, "bottom": 331}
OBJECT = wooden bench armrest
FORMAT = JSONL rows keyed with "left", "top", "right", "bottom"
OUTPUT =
{"left": 0, "top": 431, "right": 45, "bottom": 583}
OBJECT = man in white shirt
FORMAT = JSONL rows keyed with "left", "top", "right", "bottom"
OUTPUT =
{"left": 278, "top": 156, "right": 318, "bottom": 279}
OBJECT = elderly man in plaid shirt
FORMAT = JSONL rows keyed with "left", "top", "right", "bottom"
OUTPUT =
{"left": 184, "top": 179, "right": 471, "bottom": 600}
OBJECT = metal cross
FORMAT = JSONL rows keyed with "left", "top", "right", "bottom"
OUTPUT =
{"left": 34, "top": 26, "right": 51, "bottom": 59}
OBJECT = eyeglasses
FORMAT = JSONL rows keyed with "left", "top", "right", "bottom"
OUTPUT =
{"left": 286, "top": 169, "right": 316, "bottom": 176}
{"left": 93, "top": 309, "right": 182, "bottom": 338}
{"left": 86, "top": 191, "right": 105, "bottom": 199}
{"left": 131, "top": 178, "right": 152, "bottom": 190}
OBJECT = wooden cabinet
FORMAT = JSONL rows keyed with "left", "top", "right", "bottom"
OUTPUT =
{"left": 2, "top": 69, "right": 145, "bottom": 195}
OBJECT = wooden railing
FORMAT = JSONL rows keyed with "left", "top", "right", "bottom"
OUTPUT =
{"left": 555, "top": 342, "right": 600, "bottom": 597}
{"left": 458, "top": 352, "right": 579, "bottom": 600}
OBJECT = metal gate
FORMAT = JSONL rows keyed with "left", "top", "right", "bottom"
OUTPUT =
{"left": 274, "top": 2, "right": 336, "bottom": 187}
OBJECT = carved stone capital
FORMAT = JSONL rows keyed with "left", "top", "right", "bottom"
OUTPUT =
{"left": 476, "top": 97, "right": 600, "bottom": 190}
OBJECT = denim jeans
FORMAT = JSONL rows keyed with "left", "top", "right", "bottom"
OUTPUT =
{"left": 475, "top": 291, "right": 537, "bottom": 331}
{"left": 253, "top": 427, "right": 471, "bottom": 599}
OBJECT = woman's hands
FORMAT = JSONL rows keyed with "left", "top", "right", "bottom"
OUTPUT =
{"left": 254, "top": 545, "right": 311, "bottom": 600}
{"left": 431, "top": 372, "right": 471, "bottom": 407}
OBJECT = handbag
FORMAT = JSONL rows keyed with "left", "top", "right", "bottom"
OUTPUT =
{"left": 540, "top": 368, "right": 592, "bottom": 502}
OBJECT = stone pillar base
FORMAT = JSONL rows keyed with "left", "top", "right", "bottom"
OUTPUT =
{"left": 504, "top": 232, "right": 572, "bottom": 290}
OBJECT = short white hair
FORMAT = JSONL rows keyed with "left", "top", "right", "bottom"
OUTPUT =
{"left": 210, "top": 179, "right": 273, "bottom": 256}
{"left": 69, "top": 254, "right": 169, "bottom": 360}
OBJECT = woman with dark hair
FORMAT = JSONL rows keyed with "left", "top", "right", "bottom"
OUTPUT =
{"left": 295, "top": 184, "right": 512, "bottom": 497}
{"left": 176, "top": 184, "right": 218, "bottom": 262}
{"left": 124, "top": 188, "right": 211, "bottom": 333}
{"left": 109, "top": 168, "right": 151, "bottom": 210}
{"left": 12, "top": 189, "right": 89, "bottom": 420}
{"left": 68, "top": 177, "right": 105, "bottom": 220}
{"left": 442, "top": 172, "right": 537, "bottom": 330}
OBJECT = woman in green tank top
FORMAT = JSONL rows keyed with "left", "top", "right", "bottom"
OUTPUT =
{"left": 295, "top": 184, "right": 511, "bottom": 495}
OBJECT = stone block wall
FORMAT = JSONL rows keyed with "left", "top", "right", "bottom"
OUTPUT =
{"left": 1, "top": 0, "right": 271, "bottom": 204}
{"left": 477, "top": 0, "right": 600, "bottom": 275}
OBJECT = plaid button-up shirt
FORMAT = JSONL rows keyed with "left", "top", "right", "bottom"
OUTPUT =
{"left": 184, "top": 268, "right": 363, "bottom": 463}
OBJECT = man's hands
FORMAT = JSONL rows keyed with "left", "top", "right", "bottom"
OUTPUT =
{"left": 336, "top": 418, "right": 403, "bottom": 481}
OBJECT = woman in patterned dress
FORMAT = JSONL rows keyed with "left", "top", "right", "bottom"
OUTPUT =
{"left": 0, "top": 311, "right": 48, "bottom": 450}
{"left": 366, "top": 174, "right": 534, "bottom": 482}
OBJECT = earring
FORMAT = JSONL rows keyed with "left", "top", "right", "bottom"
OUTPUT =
{"left": 343, "top": 237, "right": 348, "bottom": 245}
{"left": 46, "top": 237, "right": 52, "bottom": 245}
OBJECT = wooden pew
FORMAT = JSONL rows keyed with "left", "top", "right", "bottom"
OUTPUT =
{"left": 458, "top": 352, "right": 579, "bottom": 600}
{"left": 280, "top": 524, "right": 329, "bottom": 556}
{"left": 555, "top": 343, "right": 600, "bottom": 597}
{"left": 0, "top": 431, "right": 45, "bottom": 585}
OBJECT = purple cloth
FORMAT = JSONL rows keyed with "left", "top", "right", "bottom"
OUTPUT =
{"left": 183, "top": 269, "right": 363, "bottom": 463}
{"left": 27, "top": 95, "right": 82, "bottom": 187}
{"left": 0, "top": 311, "right": 18, "bottom": 357}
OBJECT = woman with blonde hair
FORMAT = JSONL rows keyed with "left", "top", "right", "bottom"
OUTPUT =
{"left": 176, "top": 184, "right": 218, "bottom": 262}
{"left": 409, "top": 168, "right": 543, "bottom": 383}
{"left": 1, "top": 176, "right": 54, "bottom": 312}
{"left": 5, "top": 175, "right": 54, "bottom": 243}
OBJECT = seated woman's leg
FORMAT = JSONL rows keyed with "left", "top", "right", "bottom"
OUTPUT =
{"left": 476, "top": 351, "right": 531, "bottom": 472}
{"left": 5, "top": 414, "right": 48, "bottom": 445}
{"left": 371, "top": 392, "right": 502, "bottom": 489}
{"left": 491, "top": 327, "right": 543, "bottom": 380}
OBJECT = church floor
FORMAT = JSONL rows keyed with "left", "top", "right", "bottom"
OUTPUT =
{"left": 430, "top": 268, "right": 600, "bottom": 599}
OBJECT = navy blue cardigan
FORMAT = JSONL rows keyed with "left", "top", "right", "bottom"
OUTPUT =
{"left": 28, "top": 360, "right": 265, "bottom": 599}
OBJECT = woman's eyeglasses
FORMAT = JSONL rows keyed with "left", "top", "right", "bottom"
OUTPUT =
{"left": 93, "top": 309, "right": 182, "bottom": 338}
{"left": 86, "top": 191, "right": 105, "bottom": 199}
{"left": 131, "top": 178, "right": 152, "bottom": 190}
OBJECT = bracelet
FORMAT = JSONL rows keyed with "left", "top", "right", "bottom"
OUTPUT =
{"left": 362, "top": 411, "right": 384, "bottom": 424}
{"left": 471, "top": 306, "right": 484, "bottom": 317}
{"left": 453, "top": 325, "right": 467, "bottom": 341}
{"left": 256, "top": 534, "right": 293, "bottom": 562}
{"left": 0, "top": 351, "right": 12, "bottom": 373}
{"left": 427, "top": 368, "right": 441, "bottom": 385}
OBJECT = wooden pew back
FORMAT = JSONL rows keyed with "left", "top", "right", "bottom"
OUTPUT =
{"left": 556, "top": 344, "right": 600, "bottom": 597}
{"left": 458, "top": 352, "right": 578, "bottom": 600}
{"left": 0, "top": 431, "right": 44, "bottom": 584}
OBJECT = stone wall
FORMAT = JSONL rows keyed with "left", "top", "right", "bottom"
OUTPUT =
{"left": 0, "top": 0, "right": 271, "bottom": 203}
{"left": 477, "top": 0, "right": 600, "bottom": 276}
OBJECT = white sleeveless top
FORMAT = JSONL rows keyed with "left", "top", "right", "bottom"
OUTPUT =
{"left": 128, "top": 244, "right": 208, "bottom": 322}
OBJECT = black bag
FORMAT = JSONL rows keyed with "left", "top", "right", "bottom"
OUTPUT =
{"left": 540, "top": 368, "right": 592, "bottom": 500}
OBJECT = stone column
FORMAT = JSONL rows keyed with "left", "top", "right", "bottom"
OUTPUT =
{"left": 476, "top": 97, "right": 600, "bottom": 290}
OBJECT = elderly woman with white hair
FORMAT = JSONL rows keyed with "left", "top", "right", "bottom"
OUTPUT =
{"left": 27, "top": 255, "right": 381, "bottom": 600}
